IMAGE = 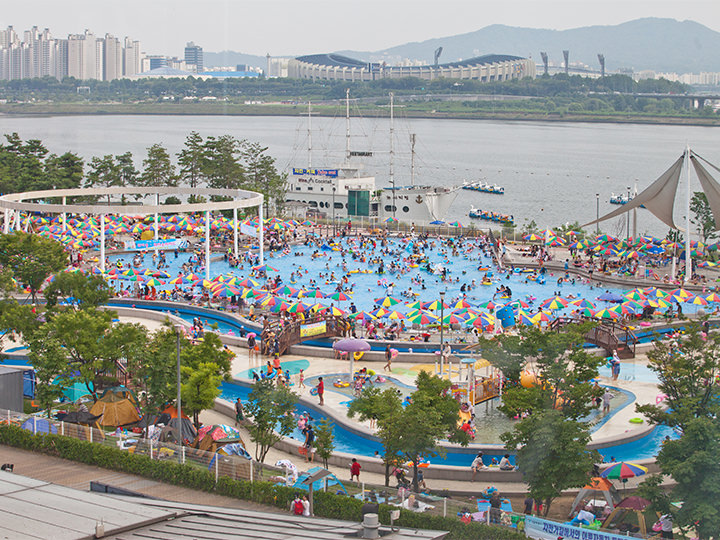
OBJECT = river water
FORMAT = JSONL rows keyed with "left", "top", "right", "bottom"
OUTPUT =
{"left": 2, "top": 113, "right": 720, "bottom": 236}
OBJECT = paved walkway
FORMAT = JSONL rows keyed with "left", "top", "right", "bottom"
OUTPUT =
{"left": 0, "top": 445, "right": 278, "bottom": 513}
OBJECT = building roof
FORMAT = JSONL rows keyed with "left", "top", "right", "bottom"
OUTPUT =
{"left": 0, "top": 473, "right": 447, "bottom": 540}
{"left": 295, "top": 54, "right": 368, "bottom": 68}
{"left": 134, "top": 67, "right": 197, "bottom": 79}
{"left": 0, "top": 472, "right": 173, "bottom": 539}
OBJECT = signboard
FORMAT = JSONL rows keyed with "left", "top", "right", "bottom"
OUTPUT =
{"left": 300, "top": 321, "right": 327, "bottom": 338}
{"left": 240, "top": 223, "right": 259, "bottom": 238}
{"left": 292, "top": 168, "right": 338, "bottom": 178}
{"left": 123, "top": 238, "right": 186, "bottom": 251}
{"left": 524, "top": 516, "right": 629, "bottom": 540}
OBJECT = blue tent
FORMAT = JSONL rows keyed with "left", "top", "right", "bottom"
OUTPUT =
{"left": 292, "top": 466, "right": 347, "bottom": 494}
{"left": 21, "top": 417, "right": 58, "bottom": 434}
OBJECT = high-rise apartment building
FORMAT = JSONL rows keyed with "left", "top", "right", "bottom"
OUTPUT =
{"left": 103, "top": 34, "right": 122, "bottom": 81}
{"left": 0, "top": 25, "right": 141, "bottom": 81}
{"left": 184, "top": 41, "right": 203, "bottom": 72}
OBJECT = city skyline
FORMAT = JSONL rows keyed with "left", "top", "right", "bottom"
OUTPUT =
{"left": 1, "top": 0, "right": 719, "bottom": 57}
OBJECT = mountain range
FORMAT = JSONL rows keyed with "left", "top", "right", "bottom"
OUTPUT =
{"left": 206, "top": 18, "right": 720, "bottom": 75}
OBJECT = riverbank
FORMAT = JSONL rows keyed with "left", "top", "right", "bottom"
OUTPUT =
{"left": 2, "top": 101, "right": 720, "bottom": 127}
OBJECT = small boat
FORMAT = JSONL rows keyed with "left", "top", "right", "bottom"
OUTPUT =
{"left": 468, "top": 205, "right": 514, "bottom": 225}
{"left": 462, "top": 181, "right": 505, "bottom": 195}
{"left": 610, "top": 193, "right": 632, "bottom": 205}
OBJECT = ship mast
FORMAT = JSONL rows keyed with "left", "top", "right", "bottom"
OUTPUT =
{"left": 410, "top": 133, "right": 416, "bottom": 187}
{"left": 307, "top": 101, "right": 312, "bottom": 168}
{"left": 345, "top": 88, "right": 351, "bottom": 164}
{"left": 390, "top": 92, "right": 395, "bottom": 219}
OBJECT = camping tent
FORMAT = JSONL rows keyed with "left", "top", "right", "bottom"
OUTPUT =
{"left": 89, "top": 393, "right": 140, "bottom": 427}
{"left": 21, "top": 417, "right": 57, "bottom": 434}
{"left": 293, "top": 466, "right": 347, "bottom": 495}
{"left": 569, "top": 477, "right": 620, "bottom": 517}
{"left": 194, "top": 424, "right": 243, "bottom": 453}
{"left": 97, "top": 386, "right": 138, "bottom": 406}
{"left": 602, "top": 496, "right": 654, "bottom": 537}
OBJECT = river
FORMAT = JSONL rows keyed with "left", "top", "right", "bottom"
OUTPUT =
{"left": 2, "top": 113, "right": 720, "bottom": 237}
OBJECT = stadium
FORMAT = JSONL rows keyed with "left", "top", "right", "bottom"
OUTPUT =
{"left": 287, "top": 53, "right": 535, "bottom": 82}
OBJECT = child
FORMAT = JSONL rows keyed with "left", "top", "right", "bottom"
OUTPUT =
{"left": 299, "top": 369, "right": 305, "bottom": 389}
{"left": 350, "top": 458, "right": 361, "bottom": 482}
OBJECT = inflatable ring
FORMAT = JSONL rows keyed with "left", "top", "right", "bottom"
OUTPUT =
{"left": 354, "top": 351, "right": 364, "bottom": 360}
{"left": 310, "top": 387, "right": 319, "bottom": 396}
{"left": 333, "top": 381, "right": 350, "bottom": 388}
{"left": 629, "top": 418, "right": 644, "bottom": 424}
{"left": 390, "top": 348, "right": 398, "bottom": 359}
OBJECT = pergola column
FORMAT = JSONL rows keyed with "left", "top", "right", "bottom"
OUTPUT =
{"left": 62, "top": 196, "right": 67, "bottom": 232}
{"left": 233, "top": 207, "right": 239, "bottom": 259}
{"left": 154, "top": 193, "right": 160, "bottom": 254}
{"left": 259, "top": 201, "right": 264, "bottom": 265}
{"left": 100, "top": 213, "right": 106, "bottom": 273}
{"left": 205, "top": 209, "right": 211, "bottom": 281}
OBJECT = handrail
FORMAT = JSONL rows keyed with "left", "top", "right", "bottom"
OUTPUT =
{"left": 261, "top": 313, "right": 349, "bottom": 356}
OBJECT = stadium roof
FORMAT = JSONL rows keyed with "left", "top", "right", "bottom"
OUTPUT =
{"left": 134, "top": 67, "right": 197, "bottom": 79}
{"left": 295, "top": 53, "right": 525, "bottom": 69}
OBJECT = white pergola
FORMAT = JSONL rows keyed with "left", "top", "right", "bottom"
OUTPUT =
{"left": 0, "top": 186, "right": 265, "bottom": 280}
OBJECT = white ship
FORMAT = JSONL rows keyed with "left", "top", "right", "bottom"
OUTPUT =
{"left": 284, "top": 93, "right": 459, "bottom": 224}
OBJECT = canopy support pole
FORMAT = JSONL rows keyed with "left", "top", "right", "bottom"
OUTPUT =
{"left": 685, "top": 147, "right": 692, "bottom": 284}
{"left": 62, "top": 196, "right": 67, "bottom": 232}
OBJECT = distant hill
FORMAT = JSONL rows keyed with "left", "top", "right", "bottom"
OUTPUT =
{"left": 204, "top": 51, "right": 267, "bottom": 70}
{"left": 206, "top": 18, "right": 720, "bottom": 75}
{"left": 335, "top": 18, "right": 720, "bottom": 74}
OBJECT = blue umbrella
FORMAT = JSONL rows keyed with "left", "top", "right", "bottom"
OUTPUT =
{"left": 597, "top": 292, "right": 624, "bottom": 303}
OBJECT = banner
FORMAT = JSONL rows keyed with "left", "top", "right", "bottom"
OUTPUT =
{"left": 292, "top": 168, "right": 338, "bottom": 178}
{"left": 123, "top": 238, "right": 186, "bottom": 251}
{"left": 300, "top": 321, "right": 327, "bottom": 338}
{"left": 524, "top": 516, "right": 629, "bottom": 540}
{"left": 240, "top": 223, "right": 259, "bottom": 238}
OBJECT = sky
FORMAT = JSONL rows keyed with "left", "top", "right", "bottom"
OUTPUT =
{"left": 2, "top": 0, "right": 719, "bottom": 58}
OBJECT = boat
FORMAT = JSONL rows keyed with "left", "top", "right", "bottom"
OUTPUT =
{"left": 468, "top": 205, "right": 514, "bottom": 225}
{"left": 610, "top": 193, "right": 632, "bottom": 205}
{"left": 462, "top": 181, "right": 504, "bottom": 195}
{"left": 285, "top": 93, "right": 459, "bottom": 224}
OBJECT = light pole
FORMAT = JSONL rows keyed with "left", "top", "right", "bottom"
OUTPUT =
{"left": 595, "top": 193, "right": 600, "bottom": 234}
{"left": 332, "top": 187, "right": 336, "bottom": 237}
{"left": 439, "top": 290, "right": 446, "bottom": 377}
{"left": 174, "top": 325, "right": 183, "bottom": 447}
{"left": 626, "top": 186, "right": 631, "bottom": 239}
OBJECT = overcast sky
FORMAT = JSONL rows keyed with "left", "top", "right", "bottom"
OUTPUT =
{"left": 2, "top": 0, "right": 719, "bottom": 57}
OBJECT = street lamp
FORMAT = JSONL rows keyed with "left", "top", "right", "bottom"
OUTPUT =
{"left": 595, "top": 193, "right": 600, "bottom": 234}
{"left": 332, "top": 187, "right": 336, "bottom": 236}
{"left": 174, "top": 324, "right": 183, "bottom": 447}
{"left": 439, "top": 290, "right": 446, "bottom": 376}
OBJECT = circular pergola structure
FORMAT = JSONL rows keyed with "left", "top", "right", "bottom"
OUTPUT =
{"left": 0, "top": 186, "right": 265, "bottom": 279}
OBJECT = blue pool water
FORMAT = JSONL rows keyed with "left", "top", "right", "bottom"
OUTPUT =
{"left": 107, "top": 237, "right": 683, "bottom": 317}
{"left": 220, "top": 380, "right": 673, "bottom": 466}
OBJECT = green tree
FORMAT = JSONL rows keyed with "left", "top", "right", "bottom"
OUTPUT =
{"left": 350, "top": 371, "right": 469, "bottom": 492}
{"left": 139, "top": 143, "right": 178, "bottom": 187}
{"left": 690, "top": 191, "right": 717, "bottom": 245}
{"left": 0, "top": 232, "right": 68, "bottom": 303}
{"left": 241, "top": 141, "right": 287, "bottom": 213}
{"left": 202, "top": 135, "right": 244, "bottom": 190}
{"left": 128, "top": 325, "right": 177, "bottom": 421}
{"left": 636, "top": 321, "right": 720, "bottom": 429}
{"left": 655, "top": 417, "right": 720, "bottom": 539}
{"left": 25, "top": 332, "right": 67, "bottom": 417}
{"left": 44, "top": 272, "right": 111, "bottom": 311}
{"left": 115, "top": 151, "right": 138, "bottom": 187}
{"left": 348, "top": 386, "right": 403, "bottom": 486}
{"left": 502, "top": 409, "right": 600, "bottom": 516}
{"left": 177, "top": 131, "right": 206, "bottom": 189}
{"left": 245, "top": 379, "right": 298, "bottom": 463}
{"left": 181, "top": 362, "right": 222, "bottom": 428}
{"left": 313, "top": 416, "right": 336, "bottom": 469}
{"left": 481, "top": 324, "right": 602, "bottom": 420}
{"left": 44, "top": 152, "right": 84, "bottom": 190}
{"left": 85, "top": 155, "right": 122, "bottom": 201}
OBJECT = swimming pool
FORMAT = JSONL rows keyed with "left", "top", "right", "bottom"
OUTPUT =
{"left": 107, "top": 237, "right": 684, "bottom": 318}
{"left": 220, "top": 380, "right": 674, "bottom": 466}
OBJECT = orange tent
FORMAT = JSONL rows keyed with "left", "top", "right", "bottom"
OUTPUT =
{"left": 569, "top": 476, "right": 620, "bottom": 517}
